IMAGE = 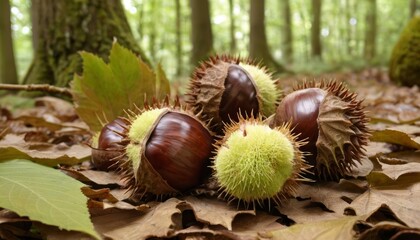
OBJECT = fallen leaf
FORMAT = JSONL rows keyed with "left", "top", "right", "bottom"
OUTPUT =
{"left": 0, "top": 134, "right": 90, "bottom": 166}
{"left": 0, "top": 160, "right": 99, "bottom": 239}
{"left": 93, "top": 198, "right": 184, "bottom": 240}
{"left": 277, "top": 199, "right": 341, "bottom": 224}
{"left": 380, "top": 161, "right": 420, "bottom": 180}
{"left": 350, "top": 182, "right": 420, "bottom": 228}
{"left": 270, "top": 204, "right": 409, "bottom": 240}
{"left": 370, "top": 129, "right": 420, "bottom": 150}
{"left": 61, "top": 168, "right": 124, "bottom": 186}
{"left": 183, "top": 196, "right": 255, "bottom": 231}
{"left": 293, "top": 180, "right": 367, "bottom": 213}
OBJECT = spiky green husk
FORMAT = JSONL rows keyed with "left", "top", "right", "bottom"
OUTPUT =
{"left": 213, "top": 117, "right": 310, "bottom": 207}
{"left": 90, "top": 132, "right": 100, "bottom": 148}
{"left": 296, "top": 80, "right": 370, "bottom": 179}
{"left": 240, "top": 63, "right": 281, "bottom": 116}
{"left": 126, "top": 107, "right": 165, "bottom": 172}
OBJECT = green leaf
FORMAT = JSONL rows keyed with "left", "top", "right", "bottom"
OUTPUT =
{"left": 0, "top": 160, "right": 99, "bottom": 239}
{"left": 155, "top": 63, "right": 171, "bottom": 100}
{"left": 71, "top": 41, "right": 170, "bottom": 132}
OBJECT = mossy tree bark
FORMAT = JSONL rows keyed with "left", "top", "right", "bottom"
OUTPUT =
{"left": 24, "top": 0, "right": 151, "bottom": 88}
{"left": 0, "top": 0, "right": 18, "bottom": 84}
{"left": 249, "top": 0, "right": 284, "bottom": 72}
{"left": 311, "top": 0, "right": 322, "bottom": 60}
{"left": 190, "top": 0, "right": 213, "bottom": 65}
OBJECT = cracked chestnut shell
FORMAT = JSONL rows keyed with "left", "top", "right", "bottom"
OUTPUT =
{"left": 187, "top": 55, "right": 280, "bottom": 133}
{"left": 271, "top": 81, "right": 370, "bottom": 179}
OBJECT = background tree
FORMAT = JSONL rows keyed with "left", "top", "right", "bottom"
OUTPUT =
{"left": 249, "top": 0, "right": 283, "bottom": 71}
{"left": 0, "top": 0, "right": 18, "bottom": 84}
{"left": 281, "top": 0, "right": 293, "bottom": 63}
{"left": 228, "top": 0, "right": 237, "bottom": 53}
{"left": 30, "top": 0, "right": 39, "bottom": 53}
{"left": 311, "top": 0, "right": 322, "bottom": 60}
{"left": 175, "top": 0, "right": 182, "bottom": 76}
{"left": 190, "top": 0, "right": 213, "bottom": 65}
{"left": 364, "top": 0, "right": 377, "bottom": 62}
{"left": 410, "top": 0, "right": 417, "bottom": 18}
{"left": 24, "top": 0, "right": 151, "bottom": 87}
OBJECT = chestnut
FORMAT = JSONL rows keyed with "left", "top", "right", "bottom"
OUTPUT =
{"left": 271, "top": 81, "right": 370, "bottom": 179}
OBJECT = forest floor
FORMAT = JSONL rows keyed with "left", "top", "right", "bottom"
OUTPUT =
{"left": 0, "top": 68, "right": 419, "bottom": 240}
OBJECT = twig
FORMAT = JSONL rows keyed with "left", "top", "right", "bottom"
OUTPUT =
{"left": 0, "top": 83, "right": 72, "bottom": 97}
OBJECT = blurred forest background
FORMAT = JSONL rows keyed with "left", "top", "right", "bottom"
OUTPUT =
{"left": 1, "top": 0, "right": 419, "bottom": 89}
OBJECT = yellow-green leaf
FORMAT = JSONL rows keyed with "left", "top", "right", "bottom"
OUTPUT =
{"left": 0, "top": 159, "right": 99, "bottom": 239}
{"left": 71, "top": 41, "right": 170, "bottom": 131}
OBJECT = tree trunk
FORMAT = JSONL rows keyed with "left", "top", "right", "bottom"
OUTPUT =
{"left": 30, "top": 0, "right": 40, "bottom": 52}
{"left": 229, "top": 0, "right": 237, "bottom": 53}
{"left": 345, "top": 0, "right": 353, "bottom": 56}
{"left": 0, "top": 0, "right": 18, "bottom": 84}
{"left": 175, "top": 0, "right": 182, "bottom": 76}
{"left": 24, "top": 0, "right": 151, "bottom": 87}
{"left": 189, "top": 0, "right": 213, "bottom": 65}
{"left": 410, "top": 0, "right": 417, "bottom": 18}
{"left": 281, "top": 0, "right": 293, "bottom": 63}
{"left": 311, "top": 0, "right": 322, "bottom": 60}
{"left": 249, "top": 0, "right": 284, "bottom": 72}
{"left": 363, "top": 0, "right": 377, "bottom": 61}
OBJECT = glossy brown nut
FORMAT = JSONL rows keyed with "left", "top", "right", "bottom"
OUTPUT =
{"left": 273, "top": 88, "right": 326, "bottom": 155}
{"left": 145, "top": 112, "right": 213, "bottom": 191}
{"left": 98, "top": 118, "right": 130, "bottom": 150}
{"left": 219, "top": 65, "right": 259, "bottom": 123}
{"left": 92, "top": 118, "right": 130, "bottom": 170}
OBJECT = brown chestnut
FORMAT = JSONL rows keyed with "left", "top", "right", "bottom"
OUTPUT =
{"left": 187, "top": 55, "right": 280, "bottom": 132}
{"left": 271, "top": 81, "right": 370, "bottom": 179}
{"left": 94, "top": 98, "right": 214, "bottom": 196}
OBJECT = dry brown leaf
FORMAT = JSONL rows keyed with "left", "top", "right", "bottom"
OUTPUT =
{"left": 365, "top": 142, "right": 393, "bottom": 158}
{"left": 34, "top": 222, "right": 94, "bottom": 240}
{"left": 93, "top": 198, "right": 184, "bottom": 240}
{"left": 183, "top": 196, "right": 254, "bottom": 231}
{"left": 358, "top": 222, "right": 420, "bottom": 240}
{"left": 33, "top": 97, "right": 78, "bottom": 122}
{"left": 350, "top": 182, "right": 420, "bottom": 227}
{"left": 230, "top": 211, "right": 284, "bottom": 240}
{"left": 270, "top": 204, "right": 411, "bottom": 240}
{"left": 370, "top": 129, "right": 420, "bottom": 150}
{"left": 383, "top": 151, "right": 420, "bottom": 163}
{"left": 0, "top": 134, "right": 90, "bottom": 166}
{"left": 0, "top": 210, "right": 28, "bottom": 224}
{"left": 380, "top": 161, "right": 420, "bottom": 180}
{"left": 277, "top": 199, "right": 341, "bottom": 224}
{"left": 61, "top": 168, "right": 124, "bottom": 186}
{"left": 270, "top": 215, "right": 359, "bottom": 240}
{"left": 293, "top": 180, "right": 367, "bottom": 213}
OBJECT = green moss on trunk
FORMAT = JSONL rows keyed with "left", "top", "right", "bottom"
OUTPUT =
{"left": 389, "top": 16, "right": 420, "bottom": 87}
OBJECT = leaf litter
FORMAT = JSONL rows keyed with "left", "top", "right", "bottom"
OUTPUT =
{"left": 1, "top": 61, "right": 420, "bottom": 239}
